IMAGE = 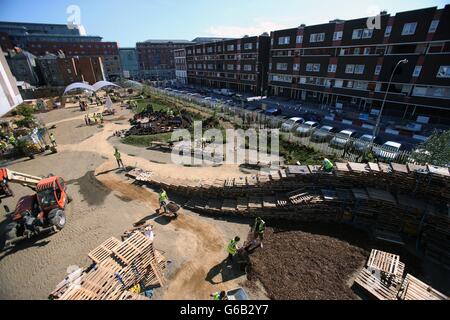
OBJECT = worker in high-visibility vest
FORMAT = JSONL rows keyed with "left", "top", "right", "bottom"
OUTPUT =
{"left": 211, "top": 291, "right": 227, "bottom": 300}
{"left": 8, "top": 135, "right": 16, "bottom": 146}
{"left": 159, "top": 189, "right": 169, "bottom": 213}
{"left": 49, "top": 133, "right": 57, "bottom": 147}
{"left": 227, "top": 236, "right": 240, "bottom": 262}
{"left": 114, "top": 147, "right": 124, "bottom": 169}
{"left": 322, "top": 158, "right": 334, "bottom": 173}
{"left": 253, "top": 217, "right": 266, "bottom": 242}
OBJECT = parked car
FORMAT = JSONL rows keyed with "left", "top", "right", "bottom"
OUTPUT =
{"left": 373, "top": 141, "right": 402, "bottom": 162}
{"left": 311, "top": 126, "right": 337, "bottom": 143}
{"left": 281, "top": 117, "right": 305, "bottom": 132}
{"left": 296, "top": 121, "right": 320, "bottom": 137}
{"left": 330, "top": 129, "right": 357, "bottom": 149}
{"left": 265, "top": 108, "right": 282, "bottom": 116}
{"left": 353, "top": 134, "right": 381, "bottom": 152}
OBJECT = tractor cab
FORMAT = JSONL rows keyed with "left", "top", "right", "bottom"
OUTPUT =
{"left": 35, "top": 176, "right": 68, "bottom": 213}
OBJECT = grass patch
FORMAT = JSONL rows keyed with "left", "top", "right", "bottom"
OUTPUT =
{"left": 280, "top": 140, "right": 335, "bottom": 165}
{"left": 122, "top": 132, "right": 173, "bottom": 147}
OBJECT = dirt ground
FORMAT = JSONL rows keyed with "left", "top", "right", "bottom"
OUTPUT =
{"left": 0, "top": 103, "right": 257, "bottom": 300}
{"left": 247, "top": 222, "right": 371, "bottom": 300}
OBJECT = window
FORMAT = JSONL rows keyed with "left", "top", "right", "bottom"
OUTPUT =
{"left": 345, "top": 64, "right": 355, "bottom": 74}
{"left": 374, "top": 65, "right": 382, "bottom": 75}
{"left": 335, "top": 80, "right": 343, "bottom": 88}
{"left": 278, "top": 36, "right": 290, "bottom": 45}
{"left": 437, "top": 66, "right": 450, "bottom": 78}
{"left": 362, "top": 29, "right": 374, "bottom": 39}
{"left": 306, "top": 64, "right": 314, "bottom": 72}
{"left": 244, "top": 43, "right": 253, "bottom": 50}
{"left": 413, "top": 86, "right": 427, "bottom": 96}
{"left": 429, "top": 20, "right": 439, "bottom": 33}
{"left": 293, "top": 63, "right": 300, "bottom": 71}
{"left": 333, "top": 31, "right": 343, "bottom": 41}
{"left": 243, "top": 64, "right": 252, "bottom": 71}
{"left": 313, "top": 64, "right": 320, "bottom": 72}
{"left": 237, "top": 44, "right": 241, "bottom": 51}
{"left": 328, "top": 64, "right": 337, "bottom": 73}
{"left": 352, "top": 29, "right": 363, "bottom": 39}
{"left": 354, "top": 48, "right": 360, "bottom": 55}
{"left": 402, "top": 22, "right": 417, "bottom": 36}
{"left": 236, "top": 65, "right": 241, "bottom": 71}
{"left": 227, "top": 64, "right": 234, "bottom": 70}
{"left": 354, "top": 65, "right": 365, "bottom": 74}
{"left": 413, "top": 66, "right": 422, "bottom": 77}
{"left": 227, "top": 45, "right": 235, "bottom": 51}
{"left": 310, "top": 33, "right": 325, "bottom": 43}
{"left": 296, "top": 35, "right": 303, "bottom": 44}
{"left": 364, "top": 47, "right": 371, "bottom": 55}
{"left": 347, "top": 81, "right": 354, "bottom": 88}
{"left": 384, "top": 26, "right": 392, "bottom": 37}
{"left": 299, "top": 77, "right": 306, "bottom": 84}
{"left": 196, "top": 48, "right": 202, "bottom": 54}
{"left": 276, "top": 63, "right": 288, "bottom": 71}
{"left": 270, "top": 74, "right": 292, "bottom": 83}
{"left": 207, "top": 47, "right": 213, "bottom": 53}
{"left": 355, "top": 81, "right": 368, "bottom": 90}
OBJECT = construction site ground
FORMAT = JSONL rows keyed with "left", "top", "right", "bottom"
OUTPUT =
{"left": 0, "top": 101, "right": 444, "bottom": 300}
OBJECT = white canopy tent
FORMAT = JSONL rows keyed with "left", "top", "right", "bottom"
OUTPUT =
{"left": 62, "top": 82, "right": 95, "bottom": 95}
{"left": 63, "top": 81, "right": 121, "bottom": 96}
{"left": 92, "top": 81, "right": 121, "bottom": 92}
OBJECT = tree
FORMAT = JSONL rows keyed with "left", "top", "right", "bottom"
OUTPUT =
{"left": 412, "top": 130, "right": 450, "bottom": 167}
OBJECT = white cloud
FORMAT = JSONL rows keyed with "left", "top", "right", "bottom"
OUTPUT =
{"left": 206, "top": 19, "right": 290, "bottom": 38}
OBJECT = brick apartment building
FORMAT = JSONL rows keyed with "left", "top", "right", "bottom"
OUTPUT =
{"left": 174, "top": 48, "right": 187, "bottom": 84}
{"left": 268, "top": 5, "right": 450, "bottom": 119}
{"left": 136, "top": 40, "right": 193, "bottom": 80}
{"left": 37, "top": 53, "right": 105, "bottom": 86}
{"left": 25, "top": 41, "right": 122, "bottom": 81}
{"left": 185, "top": 35, "right": 271, "bottom": 95}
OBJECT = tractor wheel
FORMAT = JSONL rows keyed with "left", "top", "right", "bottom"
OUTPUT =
{"left": 48, "top": 209, "right": 66, "bottom": 230}
{"left": 5, "top": 223, "right": 18, "bottom": 241}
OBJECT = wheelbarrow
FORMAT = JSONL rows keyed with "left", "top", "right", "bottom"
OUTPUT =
{"left": 157, "top": 201, "right": 181, "bottom": 217}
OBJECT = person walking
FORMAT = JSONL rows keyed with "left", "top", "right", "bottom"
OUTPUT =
{"left": 227, "top": 237, "right": 240, "bottom": 263}
{"left": 49, "top": 133, "right": 57, "bottom": 147}
{"left": 158, "top": 189, "right": 169, "bottom": 213}
{"left": 114, "top": 147, "right": 124, "bottom": 169}
{"left": 253, "top": 217, "right": 266, "bottom": 244}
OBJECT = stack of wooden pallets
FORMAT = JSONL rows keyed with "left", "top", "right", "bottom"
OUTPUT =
{"left": 397, "top": 274, "right": 448, "bottom": 300}
{"left": 354, "top": 249, "right": 449, "bottom": 300}
{"left": 53, "top": 232, "right": 166, "bottom": 300}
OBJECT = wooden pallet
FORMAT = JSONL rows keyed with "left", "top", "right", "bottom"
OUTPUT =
{"left": 112, "top": 232, "right": 154, "bottom": 266}
{"left": 367, "top": 249, "right": 404, "bottom": 282}
{"left": 88, "top": 237, "right": 122, "bottom": 264}
{"left": 398, "top": 274, "right": 449, "bottom": 300}
{"left": 354, "top": 268, "right": 398, "bottom": 300}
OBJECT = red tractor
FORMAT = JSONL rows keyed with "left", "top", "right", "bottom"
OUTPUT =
{"left": 1, "top": 169, "right": 71, "bottom": 249}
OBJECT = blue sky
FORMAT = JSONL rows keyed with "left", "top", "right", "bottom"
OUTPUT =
{"left": 0, "top": 0, "right": 447, "bottom": 47}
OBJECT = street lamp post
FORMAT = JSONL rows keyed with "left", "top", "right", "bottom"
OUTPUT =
{"left": 371, "top": 58, "right": 408, "bottom": 144}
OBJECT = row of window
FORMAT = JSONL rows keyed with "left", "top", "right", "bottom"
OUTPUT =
{"left": 187, "top": 71, "right": 256, "bottom": 81}
{"left": 274, "top": 20, "right": 441, "bottom": 46}
{"left": 189, "top": 53, "right": 257, "bottom": 61}
{"left": 269, "top": 75, "right": 450, "bottom": 99}
{"left": 272, "top": 62, "right": 450, "bottom": 79}
{"left": 188, "top": 64, "right": 254, "bottom": 71}
{"left": 187, "top": 43, "right": 256, "bottom": 55}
